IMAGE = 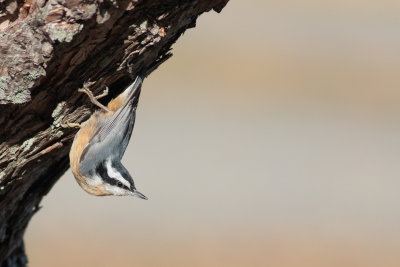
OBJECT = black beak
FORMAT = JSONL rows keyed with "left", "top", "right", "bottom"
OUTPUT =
{"left": 131, "top": 189, "right": 148, "bottom": 200}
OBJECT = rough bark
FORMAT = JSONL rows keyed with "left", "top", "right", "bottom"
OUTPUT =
{"left": 0, "top": 0, "right": 228, "bottom": 265}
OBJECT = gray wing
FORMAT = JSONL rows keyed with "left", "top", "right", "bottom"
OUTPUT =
{"left": 92, "top": 98, "right": 137, "bottom": 157}
{"left": 79, "top": 99, "right": 138, "bottom": 175}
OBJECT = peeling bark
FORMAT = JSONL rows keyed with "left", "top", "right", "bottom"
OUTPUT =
{"left": 0, "top": 0, "right": 229, "bottom": 265}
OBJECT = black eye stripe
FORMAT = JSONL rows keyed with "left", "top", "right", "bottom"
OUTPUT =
{"left": 95, "top": 163, "right": 109, "bottom": 179}
{"left": 95, "top": 162, "right": 130, "bottom": 190}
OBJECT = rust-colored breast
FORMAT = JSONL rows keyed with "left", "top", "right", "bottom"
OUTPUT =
{"left": 107, "top": 86, "right": 132, "bottom": 112}
{"left": 69, "top": 112, "right": 112, "bottom": 196}
{"left": 107, "top": 94, "right": 125, "bottom": 112}
{"left": 69, "top": 114, "right": 97, "bottom": 177}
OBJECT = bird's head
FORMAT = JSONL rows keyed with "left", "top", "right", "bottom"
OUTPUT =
{"left": 78, "top": 159, "right": 147, "bottom": 198}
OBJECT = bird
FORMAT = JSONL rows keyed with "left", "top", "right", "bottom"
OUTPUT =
{"left": 66, "top": 75, "right": 147, "bottom": 199}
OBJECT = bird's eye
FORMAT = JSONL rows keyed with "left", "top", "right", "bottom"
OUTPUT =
{"left": 117, "top": 181, "right": 123, "bottom": 187}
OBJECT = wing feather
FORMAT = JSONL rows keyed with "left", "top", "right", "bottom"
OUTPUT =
{"left": 80, "top": 98, "right": 138, "bottom": 175}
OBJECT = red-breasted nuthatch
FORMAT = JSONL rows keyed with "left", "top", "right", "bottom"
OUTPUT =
{"left": 68, "top": 75, "right": 147, "bottom": 199}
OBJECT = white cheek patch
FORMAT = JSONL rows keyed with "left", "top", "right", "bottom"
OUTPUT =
{"left": 106, "top": 159, "right": 131, "bottom": 188}
{"left": 104, "top": 184, "right": 128, "bottom": 196}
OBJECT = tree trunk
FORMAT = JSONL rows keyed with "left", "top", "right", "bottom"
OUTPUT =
{"left": 0, "top": 0, "right": 228, "bottom": 265}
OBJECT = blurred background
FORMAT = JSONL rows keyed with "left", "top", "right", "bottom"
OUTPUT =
{"left": 26, "top": 0, "right": 400, "bottom": 266}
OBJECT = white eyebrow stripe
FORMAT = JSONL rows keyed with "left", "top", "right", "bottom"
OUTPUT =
{"left": 106, "top": 159, "right": 131, "bottom": 188}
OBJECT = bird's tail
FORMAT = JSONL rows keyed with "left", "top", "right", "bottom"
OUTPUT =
{"left": 124, "top": 74, "right": 143, "bottom": 103}
{"left": 108, "top": 74, "right": 143, "bottom": 111}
